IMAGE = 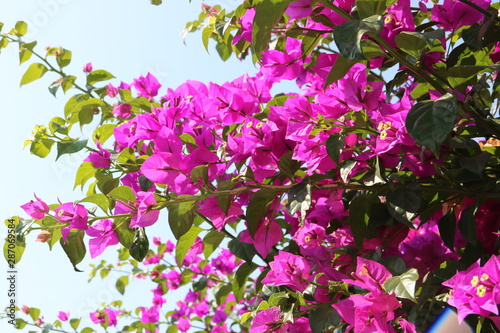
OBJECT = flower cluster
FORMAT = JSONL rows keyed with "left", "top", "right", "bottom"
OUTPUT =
{"left": 10, "top": 0, "right": 500, "bottom": 331}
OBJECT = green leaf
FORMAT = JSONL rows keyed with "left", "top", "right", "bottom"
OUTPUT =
{"left": 108, "top": 185, "right": 136, "bottom": 203}
{"left": 252, "top": 0, "right": 295, "bottom": 60}
{"left": 29, "top": 307, "right": 41, "bottom": 321}
{"left": 19, "top": 41, "right": 37, "bottom": 64}
{"left": 286, "top": 182, "right": 312, "bottom": 223}
{"left": 203, "top": 229, "right": 225, "bottom": 259}
{"left": 74, "top": 162, "right": 96, "bottom": 190}
{"left": 380, "top": 256, "right": 407, "bottom": 275}
{"left": 56, "top": 49, "right": 72, "bottom": 68}
{"left": 334, "top": 15, "right": 383, "bottom": 60}
{"left": 20, "top": 63, "right": 48, "bottom": 86}
{"left": 268, "top": 291, "right": 287, "bottom": 307}
{"left": 93, "top": 124, "right": 117, "bottom": 144}
{"left": 86, "top": 70, "right": 115, "bottom": 86}
{"left": 447, "top": 65, "right": 500, "bottom": 78}
{"left": 166, "top": 325, "right": 178, "bottom": 333}
{"left": 324, "top": 55, "right": 357, "bottom": 87}
{"left": 326, "top": 132, "right": 345, "bottom": 164}
{"left": 216, "top": 284, "right": 233, "bottom": 305}
{"left": 334, "top": 20, "right": 364, "bottom": 60}
{"left": 114, "top": 217, "right": 134, "bottom": 248}
{"left": 60, "top": 230, "right": 86, "bottom": 272}
{"left": 360, "top": 39, "right": 386, "bottom": 59}
{"left": 30, "top": 138, "right": 55, "bottom": 158}
{"left": 14, "top": 318, "right": 27, "bottom": 329}
{"left": 406, "top": 92, "right": 457, "bottom": 154}
{"left": 458, "top": 200, "right": 479, "bottom": 245}
{"left": 4, "top": 217, "right": 26, "bottom": 265}
{"left": 0, "top": 37, "right": 10, "bottom": 50}
{"left": 130, "top": 228, "right": 149, "bottom": 262}
{"left": 386, "top": 187, "right": 420, "bottom": 227}
{"left": 56, "top": 139, "right": 88, "bottom": 160}
{"left": 216, "top": 42, "right": 232, "bottom": 61}
{"left": 80, "top": 327, "right": 96, "bottom": 333}
{"left": 395, "top": 31, "right": 429, "bottom": 60}
{"left": 228, "top": 237, "right": 258, "bottom": 262}
{"left": 309, "top": 304, "right": 341, "bottom": 333}
{"left": 216, "top": 179, "right": 237, "bottom": 216}
{"left": 277, "top": 151, "right": 301, "bottom": 180}
{"left": 79, "top": 194, "right": 110, "bottom": 214}
{"left": 69, "top": 318, "right": 80, "bottom": 330}
{"left": 151, "top": 0, "right": 162, "bottom": 4}
{"left": 233, "top": 262, "right": 257, "bottom": 301}
{"left": 356, "top": 0, "right": 387, "bottom": 19}
{"left": 70, "top": 98, "right": 107, "bottom": 119}
{"left": 459, "top": 151, "right": 490, "bottom": 176}
{"left": 190, "top": 165, "right": 209, "bottom": 186}
{"left": 49, "top": 117, "right": 70, "bottom": 135}
{"left": 383, "top": 268, "right": 419, "bottom": 302}
{"left": 14, "top": 21, "right": 28, "bottom": 36}
{"left": 247, "top": 189, "right": 277, "bottom": 237}
{"left": 175, "top": 225, "right": 203, "bottom": 265}
{"left": 348, "top": 194, "right": 380, "bottom": 249}
{"left": 61, "top": 75, "right": 76, "bottom": 93}
{"left": 168, "top": 200, "right": 197, "bottom": 240}
{"left": 115, "top": 275, "right": 129, "bottom": 295}
{"left": 202, "top": 27, "right": 213, "bottom": 52}
{"left": 438, "top": 211, "right": 456, "bottom": 252}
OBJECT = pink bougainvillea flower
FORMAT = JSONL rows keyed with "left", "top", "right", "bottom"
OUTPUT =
{"left": 490, "top": 42, "right": 500, "bottom": 63}
{"left": 54, "top": 202, "right": 88, "bottom": 241}
{"left": 232, "top": 8, "right": 255, "bottom": 45}
{"left": 287, "top": 317, "right": 313, "bottom": 333}
{"left": 83, "top": 62, "right": 93, "bottom": 73}
{"left": 84, "top": 141, "right": 111, "bottom": 169}
{"left": 20, "top": 194, "right": 49, "bottom": 219}
{"left": 293, "top": 222, "right": 326, "bottom": 249}
{"left": 211, "top": 248, "right": 238, "bottom": 275}
{"left": 129, "top": 191, "right": 160, "bottom": 228}
{"left": 85, "top": 219, "right": 119, "bottom": 258}
{"left": 333, "top": 292, "right": 401, "bottom": 333}
{"left": 443, "top": 255, "right": 500, "bottom": 323}
{"left": 106, "top": 83, "right": 118, "bottom": 98}
{"left": 250, "top": 307, "right": 283, "bottom": 333}
{"left": 112, "top": 103, "right": 132, "bottom": 119}
{"left": 114, "top": 119, "right": 140, "bottom": 151}
{"left": 35, "top": 230, "right": 51, "bottom": 243}
{"left": 198, "top": 196, "right": 243, "bottom": 232}
{"left": 285, "top": 0, "right": 313, "bottom": 19}
{"left": 57, "top": 311, "right": 70, "bottom": 321}
{"left": 90, "top": 309, "right": 121, "bottom": 327}
{"left": 431, "top": 0, "right": 491, "bottom": 31}
{"left": 177, "top": 317, "right": 191, "bottom": 332}
{"left": 346, "top": 257, "right": 393, "bottom": 294}
{"left": 240, "top": 218, "right": 282, "bottom": 259}
{"left": 381, "top": 0, "right": 415, "bottom": 47}
{"left": 139, "top": 306, "right": 160, "bottom": 324}
{"left": 260, "top": 38, "right": 305, "bottom": 81}
{"left": 261, "top": 251, "right": 311, "bottom": 292}
{"left": 164, "top": 270, "right": 182, "bottom": 290}
{"left": 35, "top": 316, "right": 44, "bottom": 326}
{"left": 133, "top": 73, "right": 162, "bottom": 99}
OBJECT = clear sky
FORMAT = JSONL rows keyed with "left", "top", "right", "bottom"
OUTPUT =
{"left": 0, "top": 0, "right": 258, "bottom": 331}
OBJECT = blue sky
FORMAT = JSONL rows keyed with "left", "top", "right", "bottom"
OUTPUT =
{"left": 0, "top": 0, "right": 258, "bottom": 331}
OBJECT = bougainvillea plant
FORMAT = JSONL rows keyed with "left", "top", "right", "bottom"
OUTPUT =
{"left": 2, "top": 0, "right": 500, "bottom": 332}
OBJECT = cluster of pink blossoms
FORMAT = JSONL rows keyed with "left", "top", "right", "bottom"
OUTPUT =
{"left": 16, "top": 0, "right": 500, "bottom": 331}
